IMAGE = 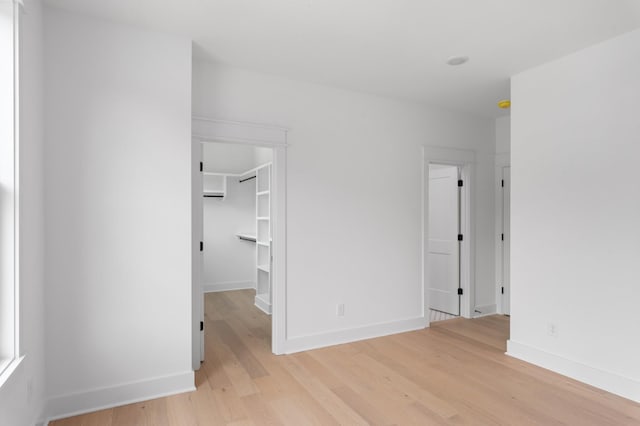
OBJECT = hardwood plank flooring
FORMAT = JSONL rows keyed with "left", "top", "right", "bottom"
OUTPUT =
{"left": 52, "top": 290, "right": 640, "bottom": 425}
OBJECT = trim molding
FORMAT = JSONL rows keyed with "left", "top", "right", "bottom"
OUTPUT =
{"left": 192, "top": 116, "right": 288, "bottom": 147}
{"left": 283, "top": 316, "right": 427, "bottom": 354}
{"left": 507, "top": 340, "right": 640, "bottom": 403}
{"left": 203, "top": 281, "right": 255, "bottom": 293}
{"left": 472, "top": 304, "right": 497, "bottom": 318}
{"left": 254, "top": 296, "right": 272, "bottom": 315}
{"left": 44, "top": 371, "right": 195, "bottom": 423}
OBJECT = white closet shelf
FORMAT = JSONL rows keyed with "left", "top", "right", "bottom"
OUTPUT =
{"left": 203, "top": 190, "right": 225, "bottom": 197}
{"left": 236, "top": 233, "right": 256, "bottom": 242}
{"left": 257, "top": 264, "right": 270, "bottom": 273}
{"left": 257, "top": 217, "right": 269, "bottom": 221}
{"left": 257, "top": 190, "right": 270, "bottom": 196}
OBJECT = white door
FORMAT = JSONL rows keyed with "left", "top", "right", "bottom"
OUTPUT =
{"left": 195, "top": 144, "right": 205, "bottom": 366}
{"left": 502, "top": 167, "right": 511, "bottom": 315}
{"left": 428, "top": 165, "right": 460, "bottom": 315}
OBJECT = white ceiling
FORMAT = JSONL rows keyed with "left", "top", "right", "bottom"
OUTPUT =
{"left": 44, "top": 0, "right": 640, "bottom": 118}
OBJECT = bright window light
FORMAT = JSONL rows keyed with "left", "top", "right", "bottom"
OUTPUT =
{"left": 0, "top": 0, "right": 18, "bottom": 378}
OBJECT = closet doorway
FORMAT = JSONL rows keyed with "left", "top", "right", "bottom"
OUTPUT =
{"left": 192, "top": 117, "right": 288, "bottom": 369}
{"left": 199, "top": 142, "right": 275, "bottom": 359}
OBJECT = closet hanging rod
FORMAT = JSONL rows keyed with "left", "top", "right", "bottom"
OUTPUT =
{"left": 239, "top": 175, "right": 256, "bottom": 183}
{"left": 203, "top": 194, "right": 224, "bottom": 198}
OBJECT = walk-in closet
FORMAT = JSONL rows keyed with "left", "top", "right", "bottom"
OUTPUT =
{"left": 201, "top": 142, "right": 274, "bottom": 315}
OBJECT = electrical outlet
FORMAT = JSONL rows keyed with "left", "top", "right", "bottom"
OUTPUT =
{"left": 547, "top": 323, "right": 558, "bottom": 337}
{"left": 336, "top": 303, "right": 345, "bottom": 317}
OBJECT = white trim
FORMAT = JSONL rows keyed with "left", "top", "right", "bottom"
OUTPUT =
{"left": 44, "top": 371, "right": 195, "bottom": 423}
{"left": 283, "top": 317, "right": 428, "bottom": 354}
{"left": 254, "top": 294, "right": 272, "bottom": 315}
{"left": 472, "top": 304, "right": 497, "bottom": 318}
{"left": 0, "top": 0, "right": 20, "bottom": 371}
{"left": 202, "top": 161, "right": 273, "bottom": 178}
{"left": 203, "top": 281, "right": 255, "bottom": 293}
{"left": 193, "top": 116, "right": 287, "bottom": 355}
{"left": 193, "top": 117, "right": 288, "bottom": 148}
{"left": 0, "top": 355, "right": 22, "bottom": 388}
{"left": 494, "top": 153, "right": 510, "bottom": 314}
{"left": 270, "top": 146, "right": 286, "bottom": 354}
{"left": 423, "top": 146, "right": 476, "bottom": 323}
{"left": 507, "top": 340, "right": 640, "bottom": 403}
{"left": 12, "top": 0, "right": 20, "bottom": 360}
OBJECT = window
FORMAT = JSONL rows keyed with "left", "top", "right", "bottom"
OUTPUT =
{"left": 0, "top": 0, "right": 18, "bottom": 378}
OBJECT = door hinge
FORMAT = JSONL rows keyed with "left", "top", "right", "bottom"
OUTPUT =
{"left": 501, "top": 286, "right": 504, "bottom": 294}
{"left": 501, "top": 233, "right": 504, "bottom": 241}
{"left": 457, "top": 288, "right": 463, "bottom": 296}
{"left": 458, "top": 234, "right": 463, "bottom": 241}
{"left": 200, "top": 241, "right": 203, "bottom": 252}
{"left": 200, "top": 162, "right": 203, "bottom": 172}
{"left": 501, "top": 179, "right": 504, "bottom": 187}
{"left": 458, "top": 179, "right": 463, "bottom": 187}
{"left": 200, "top": 321, "right": 204, "bottom": 331}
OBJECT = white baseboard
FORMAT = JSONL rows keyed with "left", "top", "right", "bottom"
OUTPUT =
{"left": 254, "top": 296, "right": 272, "bottom": 315}
{"left": 44, "top": 371, "right": 195, "bottom": 423}
{"left": 507, "top": 340, "right": 640, "bottom": 403}
{"left": 203, "top": 281, "right": 255, "bottom": 293}
{"left": 283, "top": 316, "right": 428, "bottom": 354}
{"left": 472, "top": 304, "right": 497, "bottom": 318}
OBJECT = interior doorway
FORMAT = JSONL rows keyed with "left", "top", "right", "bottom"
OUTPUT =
{"left": 427, "top": 164, "right": 462, "bottom": 321}
{"left": 198, "top": 142, "right": 275, "bottom": 361}
{"left": 423, "top": 146, "right": 474, "bottom": 324}
{"left": 191, "top": 116, "right": 287, "bottom": 369}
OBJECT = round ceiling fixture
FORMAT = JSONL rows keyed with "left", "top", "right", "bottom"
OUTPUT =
{"left": 498, "top": 99, "right": 511, "bottom": 109}
{"left": 446, "top": 56, "right": 469, "bottom": 66}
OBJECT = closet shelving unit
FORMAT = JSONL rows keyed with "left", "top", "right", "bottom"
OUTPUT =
{"left": 202, "top": 173, "right": 227, "bottom": 198}
{"left": 202, "top": 162, "right": 273, "bottom": 314}
{"left": 254, "top": 163, "right": 272, "bottom": 315}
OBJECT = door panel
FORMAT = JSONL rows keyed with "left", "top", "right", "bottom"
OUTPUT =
{"left": 428, "top": 165, "right": 460, "bottom": 315}
{"left": 502, "top": 167, "right": 511, "bottom": 315}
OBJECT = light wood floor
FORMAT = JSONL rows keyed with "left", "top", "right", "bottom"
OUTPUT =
{"left": 53, "top": 289, "right": 640, "bottom": 425}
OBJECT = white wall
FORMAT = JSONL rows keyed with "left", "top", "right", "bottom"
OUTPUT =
{"left": 495, "top": 116, "right": 510, "bottom": 154}
{"left": 253, "top": 146, "right": 273, "bottom": 167}
{"left": 44, "top": 7, "right": 194, "bottom": 419}
{"left": 203, "top": 142, "right": 272, "bottom": 174}
{"left": 508, "top": 29, "right": 640, "bottom": 402}
{"left": 0, "top": 1, "right": 46, "bottom": 424}
{"left": 193, "top": 62, "right": 496, "bottom": 345}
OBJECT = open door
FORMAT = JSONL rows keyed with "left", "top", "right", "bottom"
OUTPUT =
{"left": 428, "top": 165, "right": 460, "bottom": 316}
{"left": 192, "top": 141, "right": 205, "bottom": 370}
{"left": 502, "top": 166, "right": 511, "bottom": 315}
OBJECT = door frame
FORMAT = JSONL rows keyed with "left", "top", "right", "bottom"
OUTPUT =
{"left": 494, "top": 153, "right": 510, "bottom": 315}
{"left": 423, "top": 146, "right": 475, "bottom": 323}
{"left": 192, "top": 117, "right": 288, "bottom": 368}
